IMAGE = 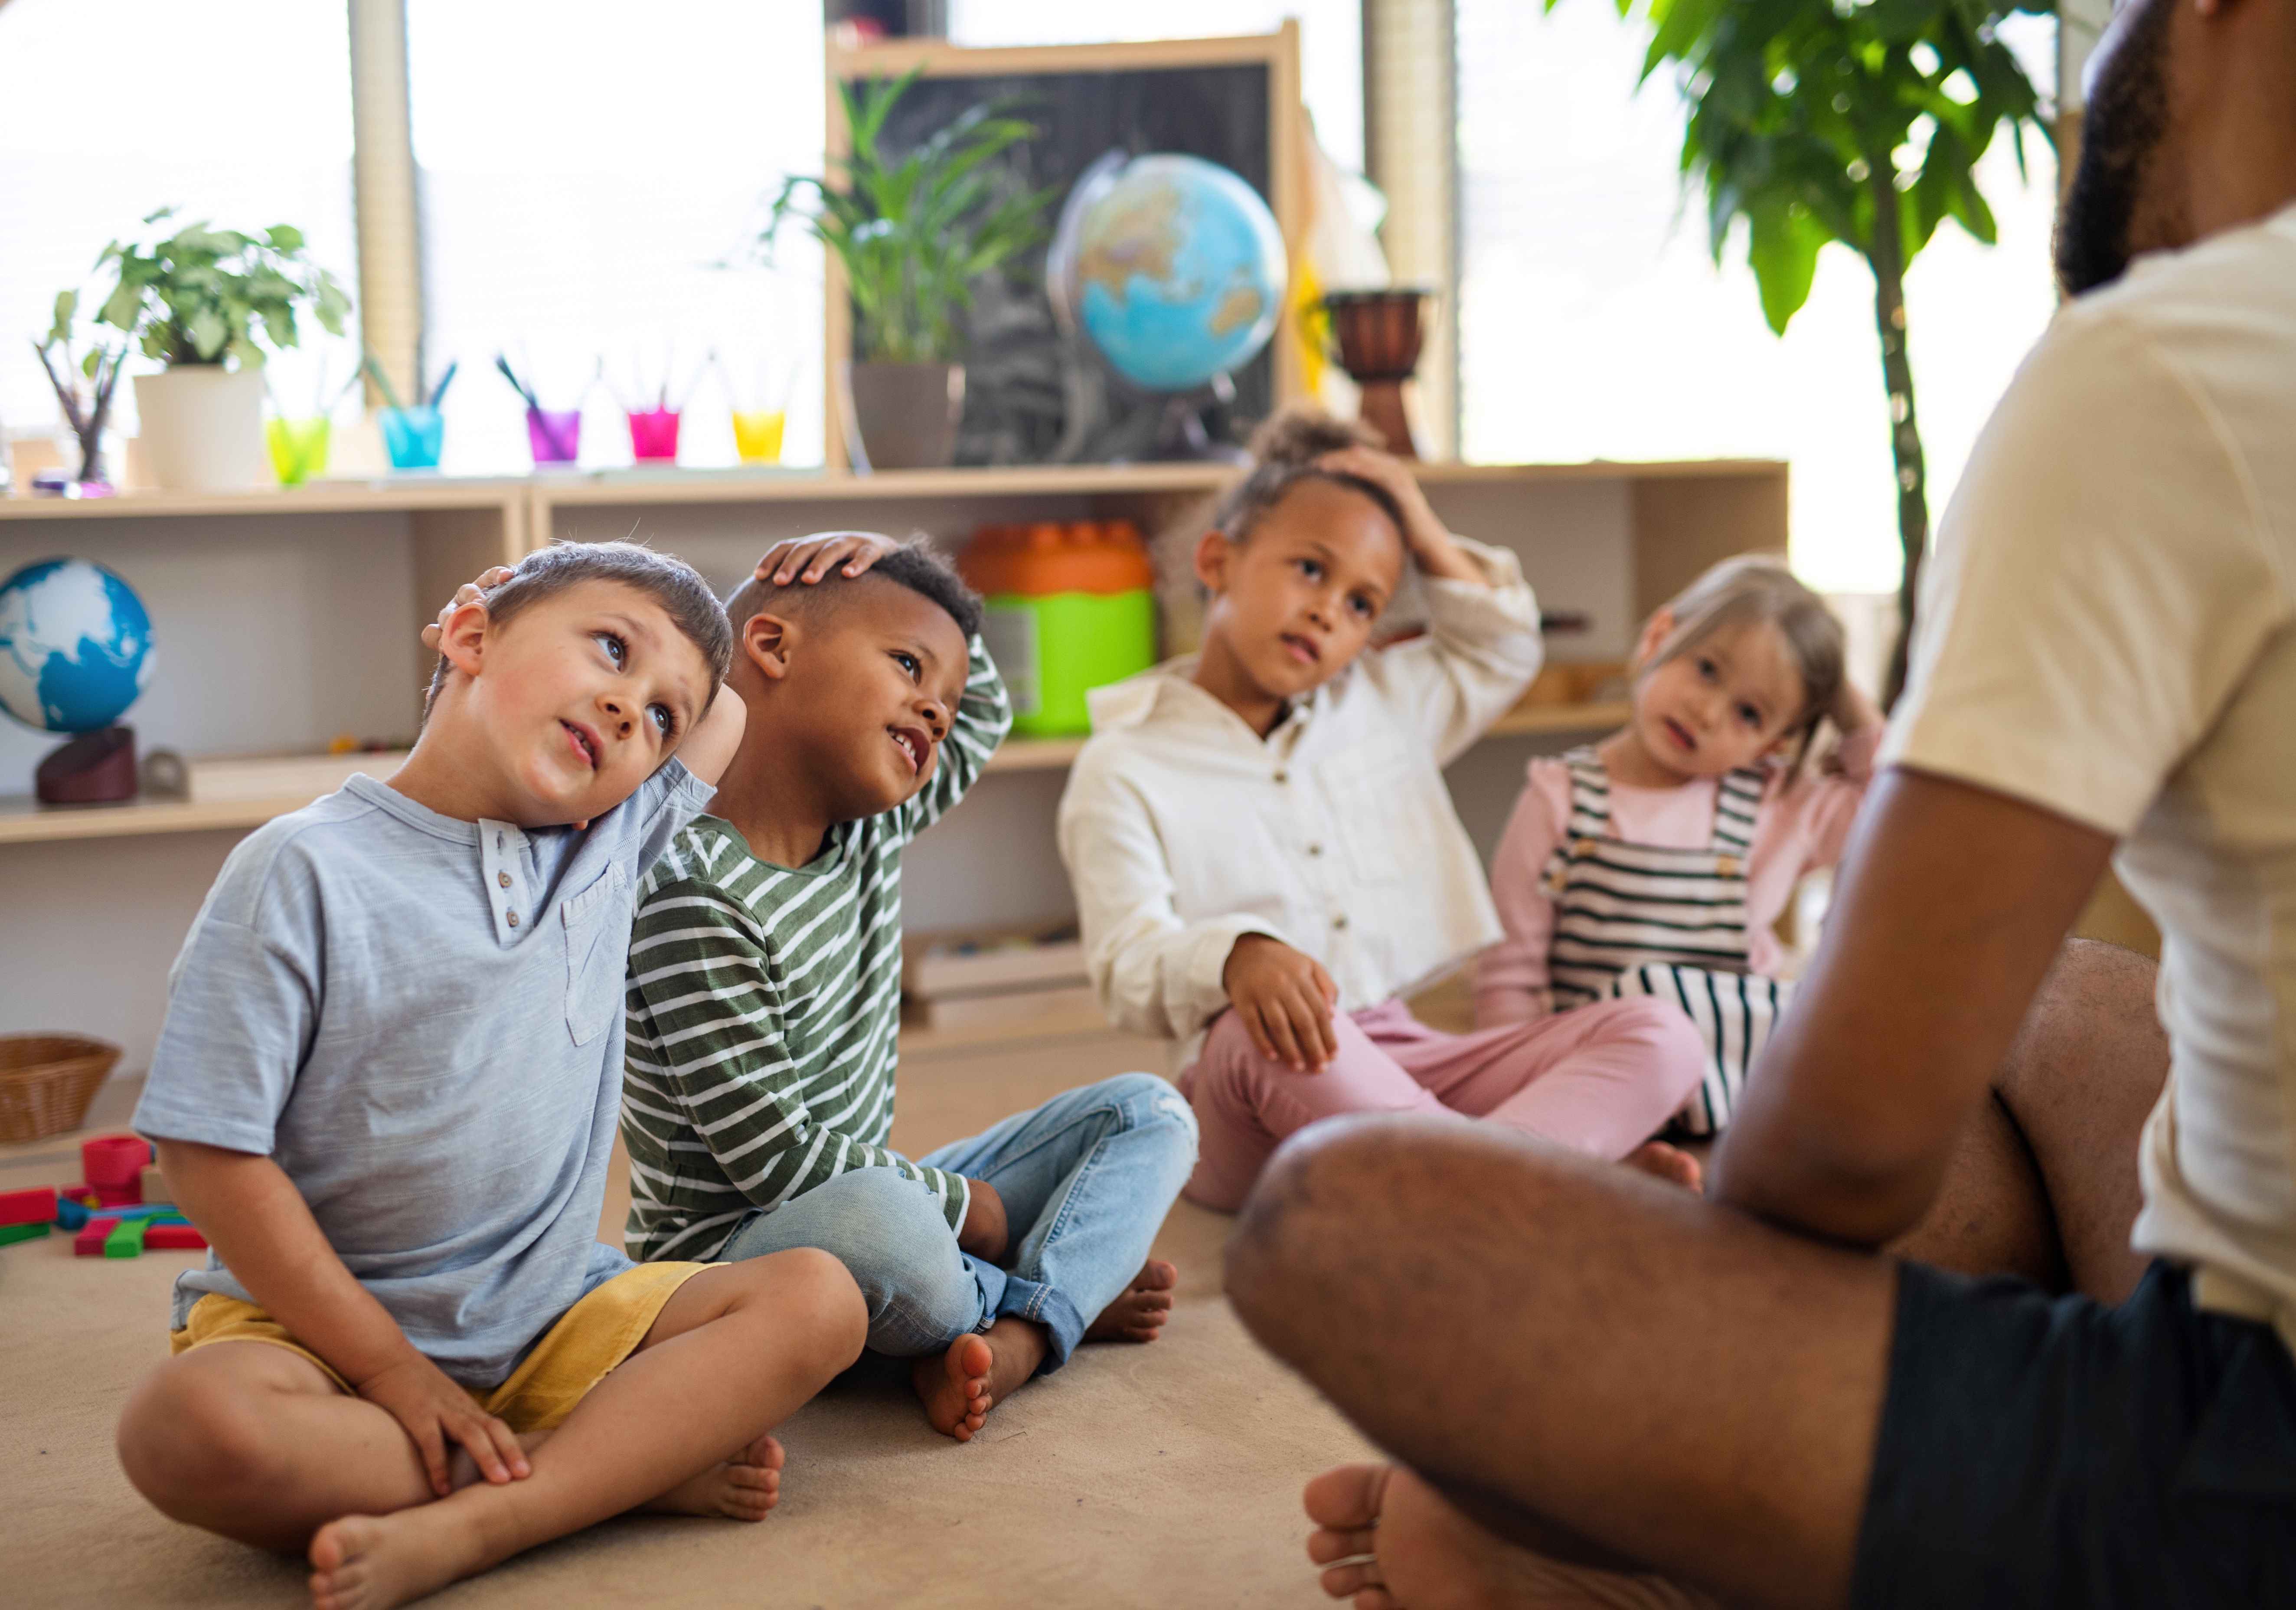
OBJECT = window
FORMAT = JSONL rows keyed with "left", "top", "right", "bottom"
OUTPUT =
{"left": 404, "top": 0, "right": 827, "bottom": 472}
{"left": 0, "top": 0, "right": 357, "bottom": 454}
{"left": 947, "top": 0, "right": 1365, "bottom": 172}
{"left": 1454, "top": 0, "right": 2059, "bottom": 595}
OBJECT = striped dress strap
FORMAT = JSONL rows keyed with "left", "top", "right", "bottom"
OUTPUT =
{"left": 1560, "top": 746, "right": 1611, "bottom": 841}
{"left": 1709, "top": 766, "right": 1765, "bottom": 858}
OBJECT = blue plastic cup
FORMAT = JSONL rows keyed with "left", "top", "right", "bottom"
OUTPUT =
{"left": 379, "top": 406, "right": 444, "bottom": 471}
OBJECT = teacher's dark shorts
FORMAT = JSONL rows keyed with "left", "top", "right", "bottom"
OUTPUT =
{"left": 1852, "top": 1260, "right": 2296, "bottom": 1608}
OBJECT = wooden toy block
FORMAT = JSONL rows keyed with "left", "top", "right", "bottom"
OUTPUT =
{"left": 144, "top": 1223, "right": 208, "bottom": 1252}
{"left": 0, "top": 1221, "right": 51, "bottom": 1246}
{"left": 104, "top": 1218, "right": 148, "bottom": 1258}
{"left": 139, "top": 1164, "right": 173, "bottom": 1207}
{"left": 0, "top": 1186, "right": 57, "bottom": 1227}
{"left": 82, "top": 1134, "right": 149, "bottom": 1191}
{"left": 74, "top": 1217, "right": 119, "bottom": 1257}
{"left": 55, "top": 1197, "right": 89, "bottom": 1231}
{"left": 92, "top": 1182, "right": 141, "bottom": 1208}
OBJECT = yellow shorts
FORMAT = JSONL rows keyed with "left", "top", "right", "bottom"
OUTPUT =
{"left": 168, "top": 1261, "right": 710, "bottom": 1435}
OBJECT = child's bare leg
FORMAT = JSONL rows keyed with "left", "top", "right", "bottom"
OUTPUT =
{"left": 118, "top": 1342, "right": 465, "bottom": 1551}
{"left": 909, "top": 1315, "right": 1050, "bottom": 1442}
{"left": 304, "top": 1249, "right": 863, "bottom": 1610}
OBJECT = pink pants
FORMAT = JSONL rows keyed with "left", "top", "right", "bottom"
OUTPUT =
{"left": 1177, "top": 996, "right": 1707, "bottom": 1211}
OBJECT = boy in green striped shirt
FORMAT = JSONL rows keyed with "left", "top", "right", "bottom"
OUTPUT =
{"left": 623, "top": 532, "right": 1197, "bottom": 1440}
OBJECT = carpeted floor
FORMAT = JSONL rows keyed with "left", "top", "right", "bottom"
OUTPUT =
{"left": 0, "top": 1029, "right": 1376, "bottom": 1609}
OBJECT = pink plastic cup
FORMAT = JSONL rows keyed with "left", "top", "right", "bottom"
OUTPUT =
{"left": 627, "top": 408, "right": 681, "bottom": 463}
{"left": 526, "top": 407, "right": 582, "bottom": 466}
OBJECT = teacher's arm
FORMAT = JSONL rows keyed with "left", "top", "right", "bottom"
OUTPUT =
{"left": 1710, "top": 765, "right": 2115, "bottom": 1245}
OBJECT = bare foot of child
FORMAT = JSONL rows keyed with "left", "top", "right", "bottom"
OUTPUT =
{"left": 1624, "top": 1140, "right": 1704, "bottom": 1192}
{"left": 1084, "top": 1259, "right": 1178, "bottom": 1342}
{"left": 308, "top": 1504, "right": 486, "bottom": 1610}
{"left": 640, "top": 1433, "right": 785, "bottom": 1520}
{"left": 912, "top": 1334, "right": 993, "bottom": 1442}
{"left": 911, "top": 1319, "right": 1049, "bottom": 1442}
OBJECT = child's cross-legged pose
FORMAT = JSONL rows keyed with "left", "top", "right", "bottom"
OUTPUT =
{"left": 115, "top": 543, "right": 869, "bottom": 1610}
{"left": 1475, "top": 555, "right": 1883, "bottom": 1133}
{"left": 1057, "top": 411, "right": 1708, "bottom": 1212}
{"left": 621, "top": 531, "right": 1195, "bottom": 1442}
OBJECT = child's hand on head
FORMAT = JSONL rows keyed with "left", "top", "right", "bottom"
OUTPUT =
{"left": 418, "top": 566, "right": 515, "bottom": 652}
{"left": 757, "top": 531, "right": 901, "bottom": 588}
{"left": 1223, "top": 934, "right": 1341, "bottom": 1070}
{"left": 1313, "top": 447, "right": 1484, "bottom": 585}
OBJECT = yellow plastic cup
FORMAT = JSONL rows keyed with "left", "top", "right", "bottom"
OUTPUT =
{"left": 731, "top": 409, "right": 786, "bottom": 465}
{"left": 266, "top": 416, "right": 332, "bottom": 485}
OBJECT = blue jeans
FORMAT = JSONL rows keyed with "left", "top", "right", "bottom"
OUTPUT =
{"left": 718, "top": 1072, "right": 1196, "bottom": 1373}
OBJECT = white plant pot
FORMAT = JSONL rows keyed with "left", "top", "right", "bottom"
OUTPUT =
{"left": 133, "top": 367, "right": 267, "bottom": 491}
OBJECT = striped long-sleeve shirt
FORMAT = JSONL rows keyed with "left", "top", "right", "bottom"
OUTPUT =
{"left": 619, "top": 637, "right": 1011, "bottom": 1263}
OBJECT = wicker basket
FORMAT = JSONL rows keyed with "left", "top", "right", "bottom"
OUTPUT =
{"left": 0, "top": 1035, "right": 121, "bottom": 1144}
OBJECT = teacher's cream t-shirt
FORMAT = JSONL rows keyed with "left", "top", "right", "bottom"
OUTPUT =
{"left": 1883, "top": 202, "right": 2296, "bottom": 1322}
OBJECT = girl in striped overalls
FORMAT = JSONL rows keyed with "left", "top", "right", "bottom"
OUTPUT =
{"left": 1476, "top": 556, "right": 1883, "bottom": 1135}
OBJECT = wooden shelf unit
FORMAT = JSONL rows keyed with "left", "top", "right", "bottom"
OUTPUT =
{"left": 0, "top": 457, "right": 1776, "bottom": 851}
{"left": 0, "top": 698, "right": 1633, "bottom": 846}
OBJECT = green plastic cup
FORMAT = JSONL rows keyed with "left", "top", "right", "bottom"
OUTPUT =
{"left": 266, "top": 416, "right": 332, "bottom": 485}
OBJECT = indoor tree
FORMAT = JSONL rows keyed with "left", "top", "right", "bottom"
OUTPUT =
{"left": 1568, "top": 0, "right": 2054, "bottom": 703}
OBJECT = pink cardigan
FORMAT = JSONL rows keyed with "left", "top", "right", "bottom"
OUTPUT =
{"left": 1472, "top": 727, "right": 1881, "bottom": 1028}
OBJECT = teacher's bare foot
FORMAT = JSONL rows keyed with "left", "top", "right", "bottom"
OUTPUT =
{"left": 1624, "top": 1140, "right": 1703, "bottom": 1192}
{"left": 1304, "top": 1464, "right": 1710, "bottom": 1609}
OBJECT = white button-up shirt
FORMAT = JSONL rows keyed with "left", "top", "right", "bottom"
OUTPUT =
{"left": 1056, "top": 538, "right": 1542, "bottom": 1060}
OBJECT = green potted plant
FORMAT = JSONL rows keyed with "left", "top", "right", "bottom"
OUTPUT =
{"left": 90, "top": 208, "right": 351, "bottom": 491}
{"left": 764, "top": 70, "right": 1051, "bottom": 470}
{"left": 1563, "top": 0, "right": 2052, "bottom": 704}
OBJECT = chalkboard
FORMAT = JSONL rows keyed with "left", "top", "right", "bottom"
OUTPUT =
{"left": 843, "top": 49, "right": 1290, "bottom": 465}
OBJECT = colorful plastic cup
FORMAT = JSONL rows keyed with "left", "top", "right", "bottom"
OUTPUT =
{"left": 265, "top": 416, "right": 332, "bottom": 485}
{"left": 731, "top": 408, "right": 786, "bottom": 465}
{"left": 627, "top": 408, "right": 681, "bottom": 463}
{"left": 379, "top": 406, "right": 444, "bottom": 471}
{"left": 526, "top": 406, "right": 581, "bottom": 466}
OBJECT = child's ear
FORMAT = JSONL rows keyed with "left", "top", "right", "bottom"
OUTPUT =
{"left": 437, "top": 598, "right": 490, "bottom": 680}
{"left": 1631, "top": 606, "right": 1675, "bottom": 669}
{"left": 1192, "top": 530, "right": 1233, "bottom": 594}
{"left": 741, "top": 612, "right": 797, "bottom": 682}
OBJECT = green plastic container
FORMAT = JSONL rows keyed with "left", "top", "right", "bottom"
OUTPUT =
{"left": 980, "top": 589, "right": 1158, "bottom": 736}
{"left": 961, "top": 521, "right": 1159, "bottom": 737}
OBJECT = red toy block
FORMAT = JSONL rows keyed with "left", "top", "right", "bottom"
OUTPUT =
{"left": 0, "top": 1186, "right": 56, "bottom": 1227}
{"left": 144, "top": 1223, "right": 208, "bottom": 1251}
{"left": 82, "top": 1135, "right": 149, "bottom": 1192}
{"left": 74, "top": 1216, "right": 120, "bottom": 1257}
{"left": 91, "top": 1182, "right": 141, "bottom": 1207}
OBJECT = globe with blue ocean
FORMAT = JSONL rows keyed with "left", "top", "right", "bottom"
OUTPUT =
{"left": 1052, "top": 152, "right": 1288, "bottom": 394}
{"left": 0, "top": 558, "right": 154, "bottom": 735}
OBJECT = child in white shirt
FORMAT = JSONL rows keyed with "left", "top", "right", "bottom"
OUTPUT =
{"left": 1475, "top": 556, "right": 1883, "bottom": 1133}
{"left": 1057, "top": 411, "right": 1708, "bottom": 1210}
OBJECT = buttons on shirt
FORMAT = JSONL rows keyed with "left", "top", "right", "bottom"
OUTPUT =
{"left": 479, "top": 817, "right": 532, "bottom": 946}
{"left": 1332, "top": 914, "right": 1349, "bottom": 931}
{"left": 1273, "top": 769, "right": 1289, "bottom": 784}
{"left": 1307, "top": 842, "right": 1324, "bottom": 857}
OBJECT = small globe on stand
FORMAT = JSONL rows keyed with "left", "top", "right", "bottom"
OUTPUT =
{"left": 1048, "top": 152, "right": 1290, "bottom": 462}
{"left": 0, "top": 559, "right": 155, "bottom": 805}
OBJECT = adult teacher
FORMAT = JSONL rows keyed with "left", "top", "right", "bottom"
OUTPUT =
{"left": 1226, "top": 0, "right": 2296, "bottom": 1604}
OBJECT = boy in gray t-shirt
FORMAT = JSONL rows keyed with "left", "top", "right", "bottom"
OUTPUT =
{"left": 116, "top": 542, "right": 865, "bottom": 1610}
